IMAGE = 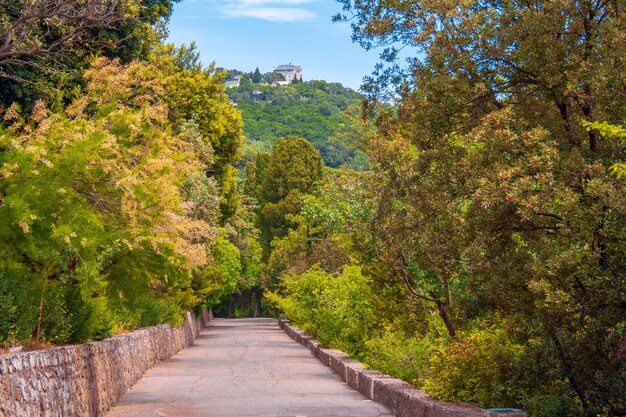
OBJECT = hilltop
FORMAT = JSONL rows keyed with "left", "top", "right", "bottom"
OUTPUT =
{"left": 225, "top": 77, "right": 367, "bottom": 170}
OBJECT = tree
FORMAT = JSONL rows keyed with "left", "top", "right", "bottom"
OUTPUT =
{"left": 0, "top": 0, "right": 181, "bottom": 108}
{"left": 332, "top": 0, "right": 626, "bottom": 414}
{"left": 0, "top": 0, "right": 127, "bottom": 82}
{"left": 335, "top": 0, "right": 626, "bottom": 149}
{"left": 262, "top": 71, "right": 285, "bottom": 84}
{"left": 250, "top": 137, "right": 323, "bottom": 259}
{"left": 0, "top": 54, "right": 242, "bottom": 344}
{"left": 263, "top": 168, "right": 365, "bottom": 288}
{"left": 259, "top": 136, "right": 323, "bottom": 204}
{"left": 151, "top": 43, "right": 244, "bottom": 220}
{"left": 222, "top": 196, "right": 264, "bottom": 317}
{"left": 251, "top": 67, "right": 262, "bottom": 83}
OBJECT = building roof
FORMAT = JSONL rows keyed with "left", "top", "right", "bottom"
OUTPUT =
{"left": 275, "top": 64, "right": 296, "bottom": 71}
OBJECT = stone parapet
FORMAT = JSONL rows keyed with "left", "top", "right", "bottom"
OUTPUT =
{"left": 0, "top": 309, "right": 212, "bottom": 417}
{"left": 277, "top": 317, "right": 526, "bottom": 417}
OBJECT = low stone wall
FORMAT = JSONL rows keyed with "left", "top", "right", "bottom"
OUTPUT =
{"left": 0, "top": 309, "right": 211, "bottom": 417}
{"left": 278, "top": 317, "right": 526, "bottom": 417}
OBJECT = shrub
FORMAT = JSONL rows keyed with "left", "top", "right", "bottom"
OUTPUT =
{"left": 266, "top": 265, "right": 376, "bottom": 355}
{"left": 363, "top": 328, "right": 432, "bottom": 386}
{"left": 0, "top": 268, "right": 38, "bottom": 344}
{"left": 134, "top": 296, "right": 185, "bottom": 327}
{"left": 423, "top": 325, "right": 525, "bottom": 408}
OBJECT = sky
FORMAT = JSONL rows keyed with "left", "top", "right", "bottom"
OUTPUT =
{"left": 166, "top": 0, "right": 381, "bottom": 90}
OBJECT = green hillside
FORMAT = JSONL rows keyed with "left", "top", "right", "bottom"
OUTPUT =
{"left": 226, "top": 79, "right": 367, "bottom": 169}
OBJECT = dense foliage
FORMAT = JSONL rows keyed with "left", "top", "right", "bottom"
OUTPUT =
{"left": 0, "top": 53, "right": 245, "bottom": 344}
{"left": 245, "top": 136, "right": 323, "bottom": 259}
{"left": 227, "top": 80, "right": 367, "bottom": 169}
{"left": 0, "top": 0, "right": 251, "bottom": 345}
{"left": 265, "top": 1, "right": 626, "bottom": 416}
{"left": 0, "top": 0, "right": 180, "bottom": 110}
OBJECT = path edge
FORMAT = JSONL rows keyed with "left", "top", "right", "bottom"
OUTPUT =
{"left": 277, "top": 316, "right": 526, "bottom": 417}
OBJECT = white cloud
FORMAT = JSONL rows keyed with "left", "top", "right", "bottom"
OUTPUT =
{"left": 219, "top": 0, "right": 315, "bottom": 22}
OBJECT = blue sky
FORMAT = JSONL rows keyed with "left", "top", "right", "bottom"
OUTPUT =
{"left": 166, "top": 0, "right": 381, "bottom": 90}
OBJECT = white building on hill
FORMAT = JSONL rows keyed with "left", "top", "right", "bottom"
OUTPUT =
{"left": 224, "top": 74, "right": 241, "bottom": 88}
{"left": 274, "top": 64, "right": 302, "bottom": 85}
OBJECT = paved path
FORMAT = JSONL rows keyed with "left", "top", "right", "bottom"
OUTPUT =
{"left": 106, "top": 318, "right": 393, "bottom": 417}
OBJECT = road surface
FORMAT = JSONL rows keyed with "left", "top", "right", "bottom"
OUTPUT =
{"left": 105, "top": 318, "right": 394, "bottom": 417}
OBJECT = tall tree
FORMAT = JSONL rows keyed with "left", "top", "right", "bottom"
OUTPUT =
{"left": 254, "top": 136, "right": 323, "bottom": 258}
{"left": 335, "top": 0, "right": 626, "bottom": 148}
{"left": 259, "top": 136, "right": 323, "bottom": 204}
{"left": 153, "top": 43, "right": 243, "bottom": 219}
{"left": 334, "top": 0, "right": 626, "bottom": 414}
{"left": 251, "top": 67, "right": 262, "bottom": 83}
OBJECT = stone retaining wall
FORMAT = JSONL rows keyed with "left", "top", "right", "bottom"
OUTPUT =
{"left": 278, "top": 317, "right": 526, "bottom": 417}
{"left": 0, "top": 309, "right": 212, "bottom": 417}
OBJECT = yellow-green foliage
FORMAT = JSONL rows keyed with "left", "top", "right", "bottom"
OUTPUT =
{"left": 423, "top": 325, "right": 526, "bottom": 408}
{"left": 267, "top": 265, "right": 530, "bottom": 410}
{"left": 0, "top": 55, "right": 243, "bottom": 344}
{"left": 153, "top": 44, "right": 244, "bottom": 219}
{"left": 363, "top": 328, "right": 432, "bottom": 387}
{"left": 266, "top": 265, "right": 375, "bottom": 354}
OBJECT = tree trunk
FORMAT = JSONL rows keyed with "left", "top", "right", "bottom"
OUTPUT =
{"left": 253, "top": 287, "right": 262, "bottom": 318}
{"left": 556, "top": 98, "right": 578, "bottom": 147}
{"left": 34, "top": 270, "right": 49, "bottom": 340}
{"left": 581, "top": 85, "right": 596, "bottom": 152}
{"left": 550, "top": 330, "right": 589, "bottom": 411}
{"left": 436, "top": 299, "right": 456, "bottom": 338}
{"left": 245, "top": 290, "right": 253, "bottom": 316}
{"left": 228, "top": 293, "right": 235, "bottom": 318}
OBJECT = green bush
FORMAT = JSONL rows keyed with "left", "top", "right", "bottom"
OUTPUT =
{"left": 134, "top": 296, "right": 185, "bottom": 327}
{"left": 39, "top": 282, "right": 73, "bottom": 344}
{"left": 0, "top": 268, "right": 38, "bottom": 344}
{"left": 363, "top": 328, "right": 432, "bottom": 387}
{"left": 266, "top": 263, "right": 586, "bottom": 416}
{"left": 520, "top": 394, "right": 580, "bottom": 417}
{"left": 64, "top": 285, "right": 114, "bottom": 342}
{"left": 423, "top": 325, "right": 525, "bottom": 408}
{"left": 266, "top": 265, "right": 375, "bottom": 355}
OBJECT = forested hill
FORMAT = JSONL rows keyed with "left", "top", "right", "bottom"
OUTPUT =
{"left": 226, "top": 80, "right": 366, "bottom": 169}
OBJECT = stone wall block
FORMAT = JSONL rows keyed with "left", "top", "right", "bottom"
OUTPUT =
{"left": 293, "top": 328, "right": 301, "bottom": 340}
{"left": 0, "top": 313, "right": 200, "bottom": 417}
{"left": 344, "top": 360, "right": 366, "bottom": 389}
{"left": 201, "top": 308, "right": 212, "bottom": 327}
{"left": 396, "top": 389, "right": 437, "bottom": 417}
{"left": 324, "top": 350, "right": 349, "bottom": 378}
{"left": 486, "top": 410, "right": 526, "bottom": 417}
{"left": 306, "top": 339, "right": 321, "bottom": 359}
{"left": 357, "top": 369, "right": 393, "bottom": 400}
{"left": 286, "top": 326, "right": 297, "bottom": 340}
{"left": 299, "top": 335, "right": 313, "bottom": 347}
{"left": 372, "top": 378, "right": 415, "bottom": 413}
{"left": 317, "top": 349, "right": 331, "bottom": 367}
